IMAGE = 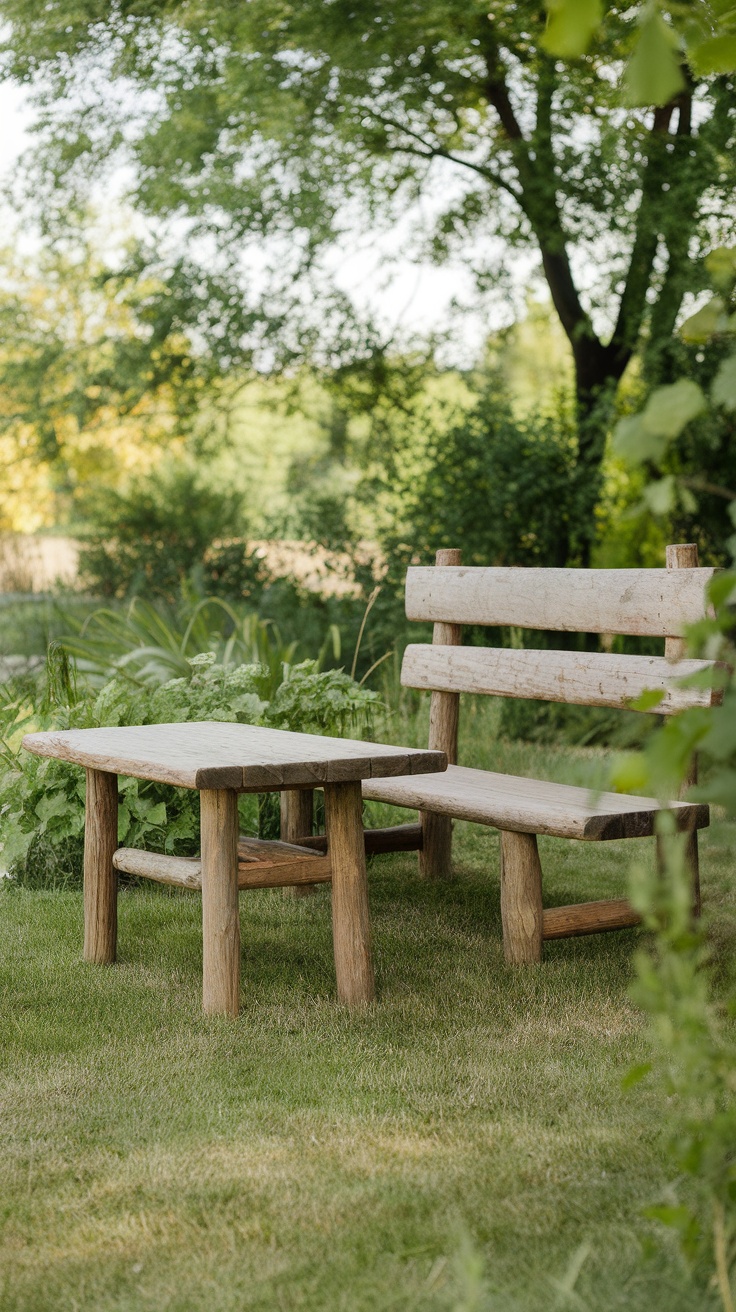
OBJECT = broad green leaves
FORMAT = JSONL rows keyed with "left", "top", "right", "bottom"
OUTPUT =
{"left": 623, "top": 10, "right": 685, "bottom": 107}
{"left": 689, "top": 32, "right": 736, "bottom": 74}
{"left": 543, "top": 0, "right": 736, "bottom": 102}
{"left": 614, "top": 379, "right": 706, "bottom": 463}
{"left": 712, "top": 352, "right": 736, "bottom": 409}
{"left": 680, "top": 296, "right": 727, "bottom": 343}
{"left": 542, "top": 0, "right": 603, "bottom": 57}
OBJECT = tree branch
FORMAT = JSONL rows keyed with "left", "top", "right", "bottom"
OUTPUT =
{"left": 607, "top": 102, "right": 677, "bottom": 377}
{"left": 647, "top": 81, "right": 733, "bottom": 378}
{"left": 368, "top": 112, "right": 523, "bottom": 202}
{"left": 482, "top": 45, "right": 527, "bottom": 145}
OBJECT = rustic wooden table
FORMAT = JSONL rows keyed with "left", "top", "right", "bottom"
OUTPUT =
{"left": 22, "top": 721, "right": 446, "bottom": 1015}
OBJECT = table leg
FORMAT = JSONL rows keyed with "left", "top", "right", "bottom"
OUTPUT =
{"left": 280, "top": 788, "right": 316, "bottom": 898}
{"left": 84, "top": 768, "right": 118, "bottom": 964}
{"left": 324, "top": 780, "right": 375, "bottom": 1005}
{"left": 200, "top": 788, "right": 241, "bottom": 1017}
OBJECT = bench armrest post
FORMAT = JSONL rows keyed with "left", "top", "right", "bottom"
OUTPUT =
{"left": 421, "top": 548, "right": 462, "bottom": 878}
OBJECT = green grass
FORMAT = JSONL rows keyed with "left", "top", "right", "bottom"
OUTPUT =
{"left": 2, "top": 715, "right": 734, "bottom": 1311}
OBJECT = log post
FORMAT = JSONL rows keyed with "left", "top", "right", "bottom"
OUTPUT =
{"left": 420, "top": 548, "right": 462, "bottom": 879}
{"left": 665, "top": 542, "right": 701, "bottom": 916}
{"left": 200, "top": 788, "right": 241, "bottom": 1017}
{"left": 83, "top": 768, "right": 119, "bottom": 964}
{"left": 500, "top": 830, "right": 543, "bottom": 964}
{"left": 280, "top": 788, "right": 315, "bottom": 897}
{"left": 324, "top": 780, "right": 375, "bottom": 1005}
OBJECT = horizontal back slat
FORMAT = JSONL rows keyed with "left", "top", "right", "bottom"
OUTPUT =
{"left": 401, "top": 644, "right": 722, "bottom": 714}
{"left": 405, "top": 566, "right": 715, "bottom": 636}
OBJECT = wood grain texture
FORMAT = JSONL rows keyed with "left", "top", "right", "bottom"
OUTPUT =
{"left": 83, "top": 768, "right": 118, "bottom": 964}
{"left": 542, "top": 898, "right": 641, "bottom": 939}
{"left": 297, "top": 823, "right": 423, "bottom": 856}
{"left": 665, "top": 545, "right": 702, "bottom": 915}
{"left": 324, "top": 780, "right": 375, "bottom": 1006}
{"left": 200, "top": 789, "right": 241, "bottom": 1016}
{"left": 422, "top": 547, "right": 462, "bottom": 879}
{"left": 280, "top": 788, "right": 316, "bottom": 898}
{"left": 405, "top": 565, "right": 715, "bottom": 635}
{"left": 401, "top": 644, "right": 721, "bottom": 713}
{"left": 113, "top": 836, "right": 332, "bottom": 889}
{"left": 665, "top": 543, "right": 700, "bottom": 660}
{"left": 500, "top": 830, "right": 543, "bottom": 964}
{"left": 363, "top": 764, "right": 710, "bottom": 841}
{"left": 22, "top": 721, "right": 446, "bottom": 791}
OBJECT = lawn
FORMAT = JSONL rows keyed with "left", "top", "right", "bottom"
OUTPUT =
{"left": 2, "top": 712, "right": 732, "bottom": 1311}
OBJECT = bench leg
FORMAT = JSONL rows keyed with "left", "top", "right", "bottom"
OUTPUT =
{"left": 419, "top": 812, "right": 453, "bottom": 879}
{"left": 687, "top": 830, "right": 701, "bottom": 918}
{"left": 325, "top": 780, "right": 375, "bottom": 1006}
{"left": 201, "top": 789, "right": 241, "bottom": 1017}
{"left": 500, "top": 831, "right": 543, "bottom": 964}
{"left": 280, "top": 789, "right": 316, "bottom": 897}
{"left": 657, "top": 827, "right": 701, "bottom": 920}
{"left": 84, "top": 768, "right": 118, "bottom": 964}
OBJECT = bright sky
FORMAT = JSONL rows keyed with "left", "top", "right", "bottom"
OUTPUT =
{"left": 0, "top": 78, "right": 544, "bottom": 365}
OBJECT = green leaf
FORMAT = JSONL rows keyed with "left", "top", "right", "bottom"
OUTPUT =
{"left": 705, "top": 245, "right": 736, "bottom": 291}
{"left": 34, "top": 791, "right": 73, "bottom": 826}
{"left": 689, "top": 33, "right": 736, "bottom": 75}
{"left": 680, "top": 296, "right": 726, "bottom": 343}
{"left": 145, "top": 801, "right": 167, "bottom": 827}
{"left": 644, "top": 1204, "right": 695, "bottom": 1233}
{"left": 697, "top": 768, "right": 736, "bottom": 811}
{"left": 621, "top": 1061, "right": 652, "bottom": 1089}
{"left": 613, "top": 414, "right": 663, "bottom": 464}
{"left": 712, "top": 352, "right": 736, "bottom": 410}
{"left": 610, "top": 751, "right": 649, "bottom": 793}
{"left": 641, "top": 379, "right": 706, "bottom": 439}
{"left": 642, "top": 476, "right": 675, "bottom": 516}
{"left": 543, "top": 0, "right": 603, "bottom": 57}
{"left": 630, "top": 688, "right": 666, "bottom": 712}
{"left": 624, "top": 12, "right": 686, "bottom": 106}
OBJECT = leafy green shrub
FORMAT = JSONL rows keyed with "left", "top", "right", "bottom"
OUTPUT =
{"left": 61, "top": 593, "right": 301, "bottom": 694}
{"left": 380, "top": 383, "right": 578, "bottom": 571}
{"left": 78, "top": 461, "right": 254, "bottom": 601}
{"left": 0, "top": 651, "right": 379, "bottom": 890}
{"left": 612, "top": 567, "right": 736, "bottom": 1305}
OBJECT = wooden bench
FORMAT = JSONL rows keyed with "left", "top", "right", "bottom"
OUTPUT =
{"left": 358, "top": 544, "right": 720, "bottom": 964}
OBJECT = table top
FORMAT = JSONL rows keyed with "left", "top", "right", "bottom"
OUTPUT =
{"left": 22, "top": 721, "right": 447, "bottom": 791}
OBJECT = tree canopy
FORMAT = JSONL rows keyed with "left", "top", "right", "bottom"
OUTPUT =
{"left": 1, "top": 0, "right": 735, "bottom": 556}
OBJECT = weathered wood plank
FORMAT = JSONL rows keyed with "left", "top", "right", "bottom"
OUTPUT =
{"left": 542, "top": 898, "right": 641, "bottom": 939}
{"left": 325, "top": 780, "right": 375, "bottom": 1005}
{"left": 401, "top": 644, "right": 721, "bottom": 714}
{"left": 113, "top": 837, "right": 332, "bottom": 889}
{"left": 422, "top": 547, "right": 462, "bottom": 880}
{"left": 21, "top": 721, "right": 446, "bottom": 791}
{"left": 83, "top": 768, "right": 118, "bottom": 964}
{"left": 297, "top": 823, "right": 423, "bottom": 855}
{"left": 200, "top": 789, "right": 241, "bottom": 1016}
{"left": 500, "top": 830, "right": 543, "bottom": 963}
{"left": 405, "top": 565, "right": 716, "bottom": 636}
{"left": 363, "top": 764, "right": 710, "bottom": 841}
{"left": 114, "top": 848, "right": 203, "bottom": 888}
{"left": 280, "top": 789, "right": 317, "bottom": 898}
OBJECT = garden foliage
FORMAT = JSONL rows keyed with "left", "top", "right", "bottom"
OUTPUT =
{"left": 611, "top": 246, "right": 736, "bottom": 1307}
{"left": 0, "top": 649, "right": 378, "bottom": 890}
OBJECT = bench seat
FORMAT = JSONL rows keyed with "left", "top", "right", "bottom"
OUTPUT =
{"left": 363, "top": 765, "right": 709, "bottom": 842}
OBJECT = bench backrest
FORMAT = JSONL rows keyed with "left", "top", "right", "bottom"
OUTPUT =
{"left": 401, "top": 545, "right": 720, "bottom": 764}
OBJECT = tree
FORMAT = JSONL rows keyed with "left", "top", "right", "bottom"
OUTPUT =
{"left": 0, "top": 238, "right": 209, "bottom": 527}
{"left": 1, "top": 1, "right": 735, "bottom": 558}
